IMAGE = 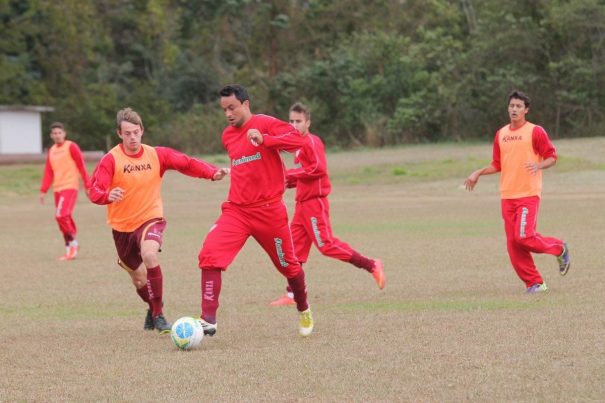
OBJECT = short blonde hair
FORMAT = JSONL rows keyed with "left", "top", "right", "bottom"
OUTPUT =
{"left": 116, "top": 107, "right": 144, "bottom": 131}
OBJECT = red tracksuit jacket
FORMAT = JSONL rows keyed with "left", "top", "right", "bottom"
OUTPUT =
{"left": 223, "top": 114, "right": 308, "bottom": 206}
{"left": 285, "top": 132, "right": 331, "bottom": 202}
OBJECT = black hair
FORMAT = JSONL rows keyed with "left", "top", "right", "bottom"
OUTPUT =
{"left": 219, "top": 85, "right": 250, "bottom": 103}
{"left": 508, "top": 90, "right": 531, "bottom": 108}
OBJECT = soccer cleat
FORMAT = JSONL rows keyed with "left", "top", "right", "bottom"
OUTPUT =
{"left": 557, "top": 242, "right": 570, "bottom": 276}
{"left": 57, "top": 253, "right": 72, "bottom": 261}
{"left": 58, "top": 245, "right": 78, "bottom": 261}
{"left": 526, "top": 283, "right": 548, "bottom": 294}
{"left": 197, "top": 318, "right": 217, "bottom": 337}
{"left": 299, "top": 308, "right": 314, "bottom": 337}
{"left": 152, "top": 314, "right": 172, "bottom": 334}
{"left": 371, "top": 259, "right": 386, "bottom": 290}
{"left": 144, "top": 309, "right": 154, "bottom": 330}
{"left": 270, "top": 294, "right": 295, "bottom": 306}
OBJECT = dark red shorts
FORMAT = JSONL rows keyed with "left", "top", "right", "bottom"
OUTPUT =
{"left": 112, "top": 218, "right": 166, "bottom": 271}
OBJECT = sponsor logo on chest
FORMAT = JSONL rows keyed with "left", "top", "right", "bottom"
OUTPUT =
{"left": 232, "top": 152, "right": 261, "bottom": 166}
{"left": 123, "top": 163, "right": 152, "bottom": 173}
{"left": 502, "top": 134, "right": 524, "bottom": 143}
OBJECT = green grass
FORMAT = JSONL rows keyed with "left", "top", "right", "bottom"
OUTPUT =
{"left": 0, "top": 164, "right": 43, "bottom": 196}
{"left": 2, "top": 141, "right": 604, "bottom": 198}
{"left": 555, "top": 154, "right": 605, "bottom": 172}
{"left": 335, "top": 157, "right": 472, "bottom": 184}
{"left": 334, "top": 154, "right": 604, "bottom": 186}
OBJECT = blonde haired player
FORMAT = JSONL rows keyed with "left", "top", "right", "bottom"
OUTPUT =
{"left": 89, "top": 107, "right": 229, "bottom": 333}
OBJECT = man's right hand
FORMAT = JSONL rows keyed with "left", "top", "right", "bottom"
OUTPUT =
{"left": 107, "top": 187, "right": 125, "bottom": 202}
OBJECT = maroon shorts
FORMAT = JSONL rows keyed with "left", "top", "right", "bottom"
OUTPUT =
{"left": 112, "top": 218, "right": 166, "bottom": 271}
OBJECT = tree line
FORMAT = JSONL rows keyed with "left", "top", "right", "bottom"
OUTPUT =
{"left": 1, "top": 0, "right": 603, "bottom": 152}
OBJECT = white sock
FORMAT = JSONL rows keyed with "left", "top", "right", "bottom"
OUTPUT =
{"left": 69, "top": 240, "right": 78, "bottom": 248}
{"left": 287, "top": 292, "right": 294, "bottom": 299}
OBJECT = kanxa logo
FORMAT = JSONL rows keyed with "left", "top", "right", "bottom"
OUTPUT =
{"left": 502, "top": 135, "right": 522, "bottom": 142}
{"left": 123, "top": 163, "right": 152, "bottom": 173}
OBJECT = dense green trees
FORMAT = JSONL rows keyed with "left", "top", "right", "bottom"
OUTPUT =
{"left": 1, "top": 0, "right": 603, "bottom": 152}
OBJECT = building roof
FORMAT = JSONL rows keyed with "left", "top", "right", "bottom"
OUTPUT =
{"left": 0, "top": 105, "right": 55, "bottom": 113}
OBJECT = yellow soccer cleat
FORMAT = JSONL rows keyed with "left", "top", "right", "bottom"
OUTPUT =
{"left": 298, "top": 308, "right": 314, "bottom": 337}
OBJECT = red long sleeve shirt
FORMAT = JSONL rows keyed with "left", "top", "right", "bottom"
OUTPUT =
{"left": 88, "top": 144, "right": 218, "bottom": 205}
{"left": 286, "top": 133, "right": 331, "bottom": 202}
{"left": 40, "top": 141, "right": 90, "bottom": 193}
{"left": 223, "top": 114, "right": 308, "bottom": 206}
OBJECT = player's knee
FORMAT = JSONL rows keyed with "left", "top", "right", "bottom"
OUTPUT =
{"left": 141, "top": 250, "right": 158, "bottom": 267}
{"left": 513, "top": 234, "right": 533, "bottom": 247}
{"left": 317, "top": 244, "right": 334, "bottom": 256}
{"left": 281, "top": 264, "right": 302, "bottom": 279}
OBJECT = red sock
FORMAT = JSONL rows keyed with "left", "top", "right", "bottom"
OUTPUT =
{"left": 349, "top": 251, "right": 375, "bottom": 272}
{"left": 136, "top": 284, "right": 150, "bottom": 305}
{"left": 287, "top": 269, "right": 309, "bottom": 312}
{"left": 201, "top": 268, "right": 222, "bottom": 324}
{"left": 146, "top": 265, "right": 163, "bottom": 317}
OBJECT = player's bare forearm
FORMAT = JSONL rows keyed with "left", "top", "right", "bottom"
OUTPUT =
{"left": 524, "top": 157, "right": 556, "bottom": 175}
{"left": 464, "top": 164, "right": 498, "bottom": 191}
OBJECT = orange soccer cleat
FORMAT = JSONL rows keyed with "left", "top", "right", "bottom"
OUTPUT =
{"left": 58, "top": 245, "right": 78, "bottom": 261}
{"left": 269, "top": 293, "right": 295, "bottom": 306}
{"left": 371, "top": 258, "right": 386, "bottom": 290}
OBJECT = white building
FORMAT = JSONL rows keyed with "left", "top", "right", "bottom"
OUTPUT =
{"left": 0, "top": 105, "right": 54, "bottom": 154}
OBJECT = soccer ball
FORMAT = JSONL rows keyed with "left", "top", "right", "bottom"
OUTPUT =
{"left": 170, "top": 317, "right": 204, "bottom": 350}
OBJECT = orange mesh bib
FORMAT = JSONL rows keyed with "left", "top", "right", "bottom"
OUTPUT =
{"left": 49, "top": 140, "right": 79, "bottom": 191}
{"left": 107, "top": 144, "right": 163, "bottom": 232}
{"left": 498, "top": 123, "right": 542, "bottom": 199}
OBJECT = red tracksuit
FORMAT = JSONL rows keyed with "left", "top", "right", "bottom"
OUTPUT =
{"left": 287, "top": 133, "right": 362, "bottom": 264}
{"left": 40, "top": 141, "right": 89, "bottom": 244}
{"left": 199, "top": 114, "right": 308, "bottom": 274}
{"left": 491, "top": 122, "right": 565, "bottom": 287}
{"left": 198, "top": 114, "right": 310, "bottom": 317}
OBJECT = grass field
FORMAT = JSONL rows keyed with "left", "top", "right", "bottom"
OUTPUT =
{"left": 1, "top": 138, "right": 604, "bottom": 402}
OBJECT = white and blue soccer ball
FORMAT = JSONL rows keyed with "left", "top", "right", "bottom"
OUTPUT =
{"left": 171, "top": 317, "right": 204, "bottom": 350}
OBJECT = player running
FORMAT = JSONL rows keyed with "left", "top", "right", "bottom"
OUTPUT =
{"left": 39, "top": 122, "right": 90, "bottom": 261}
{"left": 270, "top": 102, "right": 385, "bottom": 306}
{"left": 89, "top": 107, "right": 229, "bottom": 333}
{"left": 464, "top": 90, "right": 570, "bottom": 293}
